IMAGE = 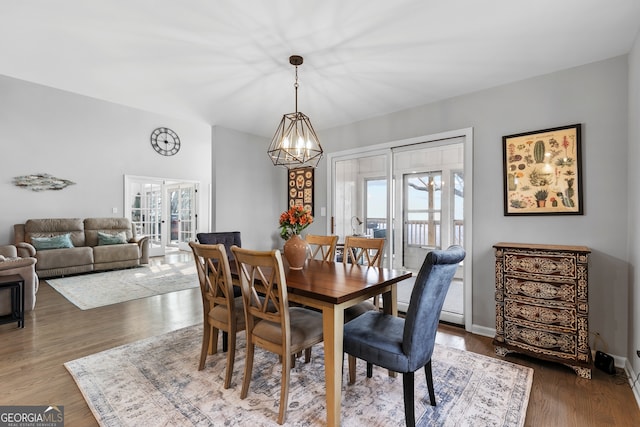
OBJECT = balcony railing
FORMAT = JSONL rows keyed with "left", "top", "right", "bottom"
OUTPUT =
{"left": 365, "top": 218, "right": 464, "bottom": 247}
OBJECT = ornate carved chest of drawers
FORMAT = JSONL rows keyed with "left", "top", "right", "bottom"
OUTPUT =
{"left": 493, "top": 242, "right": 592, "bottom": 378}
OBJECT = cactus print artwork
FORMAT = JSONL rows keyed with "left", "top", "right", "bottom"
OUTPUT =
{"left": 502, "top": 124, "right": 582, "bottom": 215}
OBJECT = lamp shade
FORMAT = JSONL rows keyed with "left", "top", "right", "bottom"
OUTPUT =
{"left": 267, "top": 111, "right": 323, "bottom": 169}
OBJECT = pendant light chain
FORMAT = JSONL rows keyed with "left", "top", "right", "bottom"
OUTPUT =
{"left": 294, "top": 65, "right": 299, "bottom": 113}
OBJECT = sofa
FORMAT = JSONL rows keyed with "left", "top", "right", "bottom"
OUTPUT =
{"left": 14, "top": 218, "right": 149, "bottom": 278}
{"left": 0, "top": 245, "right": 38, "bottom": 315}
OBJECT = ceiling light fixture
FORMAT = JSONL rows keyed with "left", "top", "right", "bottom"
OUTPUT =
{"left": 267, "top": 55, "right": 323, "bottom": 169}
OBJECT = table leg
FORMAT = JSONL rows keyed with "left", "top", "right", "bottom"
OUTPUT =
{"left": 322, "top": 304, "right": 344, "bottom": 427}
{"left": 19, "top": 278, "right": 24, "bottom": 328}
{"left": 382, "top": 284, "right": 398, "bottom": 377}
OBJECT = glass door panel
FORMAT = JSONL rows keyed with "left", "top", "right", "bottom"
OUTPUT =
{"left": 392, "top": 141, "right": 464, "bottom": 323}
{"left": 167, "top": 183, "right": 198, "bottom": 251}
{"left": 403, "top": 171, "right": 442, "bottom": 271}
{"left": 127, "top": 177, "right": 165, "bottom": 257}
{"left": 332, "top": 153, "right": 391, "bottom": 267}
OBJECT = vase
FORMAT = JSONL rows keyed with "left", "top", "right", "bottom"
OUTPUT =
{"left": 283, "top": 234, "right": 309, "bottom": 270}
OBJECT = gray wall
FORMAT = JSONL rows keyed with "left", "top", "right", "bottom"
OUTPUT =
{"left": 211, "top": 125, "right": 286, "bottom": 250}
{"left": 319, "top": 56, "right": 631, "bottom": 358}
{"left": 627, "top": 32, "right": 640, "bottom": 380}
{"left": 0, "top": 75, "right": 212, "bottom": 245}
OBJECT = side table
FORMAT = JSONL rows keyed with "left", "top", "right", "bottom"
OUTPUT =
{"left": 0, "top": 274, "right": 25, "bottom": 328}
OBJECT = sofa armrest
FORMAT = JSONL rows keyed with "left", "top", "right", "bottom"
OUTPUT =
{"left": 15, "top": 242, "right": 36, "bottom": 258}
{"left": 0, "top": 256, "right": 36, "bottom": 271}
{"left": 0, "top": 245, "right": 18, "bottom": 258}
{"left": 132, "top": 235, "right": 150, "bottom": 264}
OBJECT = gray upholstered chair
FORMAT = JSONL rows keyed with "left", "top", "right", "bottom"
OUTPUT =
{"left": 196, "top": 231, "right": 241, "bottom": 261}
{"left": 343, "top": 245, "right": 465, "bottom": 427}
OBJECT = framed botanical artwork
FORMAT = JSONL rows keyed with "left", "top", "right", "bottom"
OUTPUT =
{"left": 287, "top": 167, "right": 314, "bottom": 215}
{"left": 503, "top": 124, "right": 583, "bottom": 216}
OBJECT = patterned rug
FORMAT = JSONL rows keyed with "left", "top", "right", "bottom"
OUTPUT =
{"left": 46, "top": 262, "right": 197, "bottom": 310}
{"left": 65, "top": 325, "right": 533, "bottom": 426}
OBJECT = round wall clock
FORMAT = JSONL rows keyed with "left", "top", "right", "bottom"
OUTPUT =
{"left": 150, "top": 127, "right": 181, "bottom": 156}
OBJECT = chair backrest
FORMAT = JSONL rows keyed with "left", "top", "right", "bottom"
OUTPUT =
{"left": 189, "top": 241, "right": 236, "bottom": 316}
{"left": 196, "top": 231, "right": 241, "bottom": 260}
{"left": 343, "top": 236, "right": 385, "bottom": 267}
{"left": 306, "top": 234, "right": 338, "bottom": 261}
{"left": 402, "top": 245, "right": 466, "bottom": 370}
{"left": 231, "top": 246, "right": 290, "bottom": 344}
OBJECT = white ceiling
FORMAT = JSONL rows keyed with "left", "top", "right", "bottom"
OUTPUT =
{"left": 1, "top": 1, "right": 639, "bottom": 138}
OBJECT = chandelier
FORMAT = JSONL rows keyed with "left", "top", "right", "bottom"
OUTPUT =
{"left": 267, "top": 55, "right": 323, "bottom": 169}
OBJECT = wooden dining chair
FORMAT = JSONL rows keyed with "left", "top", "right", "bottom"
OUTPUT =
{"left": 189, "top": 241, "right": 244, "bottom": 389}
{"left": 343, "top": 236, "right": 386, "bottom": 315}
{"left": 196, "top": 231, "right": 242, "bottom": 351}
{"left": 231, "top": 246, "right": 324, "bottom": 425}
{"left": 306, "top": 234, "right": 338, "bottom": 261}
{"left": 343, "top": 235, "right": 385, "bottom": 268}
{"left": 343, "top": 245, "right": 466, "bottom": 427}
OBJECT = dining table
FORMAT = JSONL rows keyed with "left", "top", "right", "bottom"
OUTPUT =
{"left": 275, "top": 258, "right": 412, "bottom": 426}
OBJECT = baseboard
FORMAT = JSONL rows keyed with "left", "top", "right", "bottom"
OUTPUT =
{"left": 470, "top": 324, "right": 495, "bottom": 338}
{"left": 625, "top": 359, "right": 640, "bottom": 410}
{"left": 440, "top": 311, "right": 463, "bottom": 325}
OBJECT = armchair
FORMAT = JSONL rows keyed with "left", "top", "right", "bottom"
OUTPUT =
{"left": 0, "top": 245, "right": 39, "bottom": 316}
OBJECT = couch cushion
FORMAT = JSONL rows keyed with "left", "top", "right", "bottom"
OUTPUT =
{"left": 35, "top": 247, "right": 94, "bottom": 270}
{"left": 84, "top": 218, "right": 133, "bottom": 247}
{"left": 93, "top": 243, "right": 140, "bottom": 264}
{"left": 25, "top": 218, "right": 85, "bottom": 247}
{"left": 31, "top": 233, "right": 74, "bottom": 251}
{"left": 97, "top": 231, "right": 128, "bottom": 246}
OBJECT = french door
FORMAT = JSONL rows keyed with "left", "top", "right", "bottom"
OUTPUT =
{"left": 328, "top": 129, "right": 472, "bottom": 329}
{"left": 166, "top": 183, "right": 198, "bottom": 251}
{"left": 125, "top": 176, "right": 199, "bottom": 256}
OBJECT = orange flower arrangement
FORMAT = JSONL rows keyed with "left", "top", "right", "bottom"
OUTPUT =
{"left": 279, "top": 206, "right": 313, "bottom": 239}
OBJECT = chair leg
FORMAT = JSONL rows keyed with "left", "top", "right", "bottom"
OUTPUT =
{"left": 222, "top": 331, "right": 228, "bottom": 352}
{"left": 223, "top": 330, "right": 235, "bottom": 389}
{"left": 199, "top": 324, "right": 212, "bottom": 370}
{"left": 424, "top": 360, "right": 436, "bottom": 406}
{"left": 278, "top": 350, "right": 292, "bottom": 425}
{"left": 366, "top": 362, "right": 373, "bottom": 378}
{"left": 211, "top": 327, "right": 219, "bottom": 354}
{"left": 402, "top": 372, "right": 415, "bottom": 427}
{"left": 348, "top": 355, "right": 357, "bottom": 384}
{"left": 240, "top": 342, "right": 254, "bottom": 399}
{"left": 304, "top": 347, "right": 311, "bottom": 363}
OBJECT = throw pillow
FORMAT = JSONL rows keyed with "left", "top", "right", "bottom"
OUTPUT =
{"left": 31, "top": 233, "right": 74, "bottom": 250}
{"left": 98, "top": 231, "right": 128, "bottom": 246}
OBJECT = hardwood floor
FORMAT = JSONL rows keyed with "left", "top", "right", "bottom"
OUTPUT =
{"left": 0, "top": 252, "right": 638, "bottom": 426}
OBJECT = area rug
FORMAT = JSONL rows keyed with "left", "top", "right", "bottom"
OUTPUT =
{"left": 46, "top": 262, "right": 197, "bottom": 310}
{"left": 65, "top": 325, "right": 533, "bottom": 426}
